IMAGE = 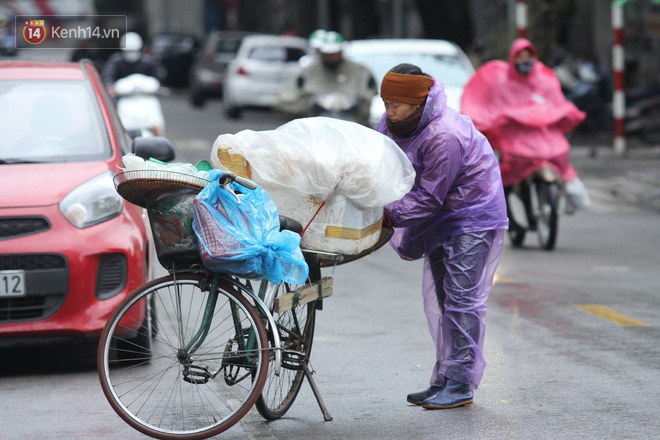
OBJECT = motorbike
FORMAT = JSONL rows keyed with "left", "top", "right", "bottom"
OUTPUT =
{"left": 554, "top": 54, "right": 660, "bottom": 145}
{"left": 312, "top": 92, "right": 359, "bottom": 122}
{"left": 554, "top": 57, "right": 612, "bottom": 137}
{"left": 114, "top": 73, "right": 168, "bottom": 137}
{"left": 505, "top": 166, "right": 563, "bottom": 251}
{"left": 624, "top": 83, "right": 660, "bottom": 145}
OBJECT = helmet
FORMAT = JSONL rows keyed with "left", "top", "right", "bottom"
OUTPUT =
{"left": 121, "top": 32, "right": 143, "bottom": 52}
{"left": 309, "top": 29, "right": 327, "bottom": 50}
{"left": 318, "top": 31, "right": 344, "bottom": 54}
{"left": 120, "top": 32, "right": 143, "bottom": 63}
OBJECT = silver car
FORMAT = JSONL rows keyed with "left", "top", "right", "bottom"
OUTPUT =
{"left": 223, "top": 34, "right": 308, "bottom": 119}
{"left": 344, "top": 39, "right": 475, "bottom": 127}
{"left": 189, "top": 31, "right": 257, "bottom": 107}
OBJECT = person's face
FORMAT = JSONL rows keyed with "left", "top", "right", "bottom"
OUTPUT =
{"left": 321, "top": 51, "right": 342, "bottom": 66}
{"left": 514, "top": 48, "right": 534, "bottom": 63}
{"left": 384, "top": 100, "right": 420, "bottom": 123}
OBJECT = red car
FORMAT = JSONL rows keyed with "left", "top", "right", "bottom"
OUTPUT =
{"left": 0, "top": 60, "right": 173, "bottom": 356}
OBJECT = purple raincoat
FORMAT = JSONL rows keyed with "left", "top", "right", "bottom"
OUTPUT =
{"left": 378, "top": 76, "right": 508, "bottom": 257}
{"left": 378, "top": 76, "right": 508, "bottom": 390}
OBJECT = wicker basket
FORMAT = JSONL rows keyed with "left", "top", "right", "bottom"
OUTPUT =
{"left": 114, "top": 171, "right": 210, "bottom": 270}
{"left": 114, "top": 170, "right": 210, "bottom": 208}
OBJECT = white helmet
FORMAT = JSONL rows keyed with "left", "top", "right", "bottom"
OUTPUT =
{"left": 121, "top": 32, "right": 143, "bottom": 51}
{"left": 120, "top": 32, "right": 143, "bottom": 63}
{"left": 318, "top": 31, "right": 344, "bottom": 54}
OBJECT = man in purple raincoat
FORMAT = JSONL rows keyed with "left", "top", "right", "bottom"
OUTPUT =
{"left": 378, "top": 63, "right": 508, "bottom": 409}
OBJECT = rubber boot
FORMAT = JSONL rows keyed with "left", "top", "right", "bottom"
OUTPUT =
{"left": 406, "top": 386, "right": 443, "bottom": 405}
{"left": 422, "top": 379, "right": 473, "bottom": 409}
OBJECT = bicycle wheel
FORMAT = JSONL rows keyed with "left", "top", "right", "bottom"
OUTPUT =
{"left": 505, "top": 185, "right": 527, "bottom": 247}
{"left": 535, "top": 181, "right": 559, "bottom": 251}
{"left": 255, "top": 256, "right": 321, "bottom": 420}
{"left": 98, "top": 272, "right": 269, "bottom": 440}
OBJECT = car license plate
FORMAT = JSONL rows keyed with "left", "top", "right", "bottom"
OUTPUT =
{"left": 0, "top": 270, "right": 26, "bottom": 297}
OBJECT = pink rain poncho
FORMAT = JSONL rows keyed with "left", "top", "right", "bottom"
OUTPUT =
{"left": 378, "top": 75, "right": 508, "bottom": 389}
{"left": 460, "top": 38, "right": 586, "bottom": 187}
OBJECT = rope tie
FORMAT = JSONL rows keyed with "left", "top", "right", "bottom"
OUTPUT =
{"left": 291, "top": 290, "right": 301, "bottom": 309}
{"left": 301, "top": 177, "right": 343, "bottom": 237}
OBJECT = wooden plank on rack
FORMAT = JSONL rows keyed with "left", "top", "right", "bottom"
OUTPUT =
{"left": 273, "top": 277, "right": 333, "bottom": 314}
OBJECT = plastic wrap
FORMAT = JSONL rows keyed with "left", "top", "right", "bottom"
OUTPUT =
{"left": 210, "top": 117, "right": 415, "bottom": 209}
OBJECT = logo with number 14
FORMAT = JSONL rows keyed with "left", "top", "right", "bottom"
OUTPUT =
{"left": 23, "top": 19, "right": 46, "bottom": 44}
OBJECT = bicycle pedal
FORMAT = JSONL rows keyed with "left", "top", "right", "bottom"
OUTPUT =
{"left": 183, "top": 365, "right": 211, "bottom": 384}
{"left": 282, "top": 349, "right": 306, "bottom": 370}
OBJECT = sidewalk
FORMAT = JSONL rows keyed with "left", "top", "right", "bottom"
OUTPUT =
{"left": 570, "top": 143, "right": 660, "bottom": 213}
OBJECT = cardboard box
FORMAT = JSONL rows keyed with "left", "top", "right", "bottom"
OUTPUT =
{"left": 258, "top": 185, "right": 382, "bottom": 255}
{"left": 214, "top": 145, "right": 382, "bottom": 255}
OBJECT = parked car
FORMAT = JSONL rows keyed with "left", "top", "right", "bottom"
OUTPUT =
{"left": 150, "top": 32, "right": 200, "bottom": 87}
{"left": 189, "top": 31, "right": 257, "bottom": 107}
{"left": 223, "top": 34, "right": 308, "bottom": 119}
{"left": 0, "top": 60, "right": 174, "bottom": 358}
{"left": 344, "top": 39, "right": 475, "bottom": 127}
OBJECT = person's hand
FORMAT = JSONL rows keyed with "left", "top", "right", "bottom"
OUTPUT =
{"left": 382, "top": 209, "right": 394, "bottom": 229}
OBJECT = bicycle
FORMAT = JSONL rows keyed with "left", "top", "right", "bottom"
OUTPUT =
{"left": 98, "top": 170, "right": 372, "bottom": 439}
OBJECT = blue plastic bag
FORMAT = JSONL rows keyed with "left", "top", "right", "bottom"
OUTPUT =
{"left": 193, "top": 170, "right": 309, "bottom": 284}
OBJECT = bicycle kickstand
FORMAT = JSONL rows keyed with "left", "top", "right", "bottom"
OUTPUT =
{"left": 304, "top": 364, "right": 333, "bottom": 421}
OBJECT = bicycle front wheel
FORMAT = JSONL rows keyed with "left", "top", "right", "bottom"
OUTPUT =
{"left": 535, "top": 181, "right": 559, "bottom": 251}
{"left": 98, "top": 272, "right": 269, "bottom": 440}
{"left": 255, "top": 256, "right": 321, "bottom": 420}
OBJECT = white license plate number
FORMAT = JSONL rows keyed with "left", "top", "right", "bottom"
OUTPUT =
{"left": 0, "top": 271, "right": 26, "bottom": 297}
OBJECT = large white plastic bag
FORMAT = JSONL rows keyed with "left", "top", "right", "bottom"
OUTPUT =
{"left": 211, "top": 117, "right": 415, "bottom": 208}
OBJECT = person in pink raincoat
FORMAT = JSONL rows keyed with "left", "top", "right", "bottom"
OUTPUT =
{"left": 460, "top": 38, "right": 586, "bottom": 192}
{"left": 378, "top": 63, "right": 508, "bottom": 409}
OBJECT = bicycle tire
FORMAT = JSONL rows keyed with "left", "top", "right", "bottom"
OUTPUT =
{"left": 505, "top": 185, "right": 527, "bottom": 247}
{"left": 98, "top": 272, "right": 269, "bottom": 440}
{"left": 508, "top": 227, "right": 526, "bottom": 247}
{"left": 255, "top": 256, "right": 321, "bottom": 420}
{"left": 536, "top": 181, "right": 559, "bottom": 251}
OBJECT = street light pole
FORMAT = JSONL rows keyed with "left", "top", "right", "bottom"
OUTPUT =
{"left": 393, "top": 0, "right": 403, "bottom": 38}
{"left": 317, "top": 0, "right": 329, "bottom": 30}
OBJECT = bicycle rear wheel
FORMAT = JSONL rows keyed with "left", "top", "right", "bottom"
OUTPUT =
{"left": 98, "top": 272, "right": 269, "bottom": 440}
{"left": 255, "top": 256, "right": 321, "bottom": 420}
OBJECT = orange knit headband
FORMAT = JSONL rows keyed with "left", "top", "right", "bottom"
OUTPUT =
{"left": 380, "top": 71, "right": 434, "bottom": 105}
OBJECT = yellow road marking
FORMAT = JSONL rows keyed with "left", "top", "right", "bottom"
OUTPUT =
{"left": 576, "top": 305, "right": 647, "bottom": 327}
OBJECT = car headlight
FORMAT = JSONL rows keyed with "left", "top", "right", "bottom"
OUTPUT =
{"left": 60, "top": 171, "right": 123, "bottom": 228}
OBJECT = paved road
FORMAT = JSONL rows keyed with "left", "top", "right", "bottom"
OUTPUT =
{"left": 2, "top": 92, "right": 659, "bottom": 440}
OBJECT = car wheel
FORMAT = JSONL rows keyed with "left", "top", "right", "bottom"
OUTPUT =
{"left": 190, "top": 88, "right": 206, "bottom": 108}
{"left": 225, "top": 105, "right": 242, "bottom": 119}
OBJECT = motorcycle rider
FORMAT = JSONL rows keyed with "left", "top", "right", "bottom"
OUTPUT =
{"left": 273, "top": 31, "right": 376, "bottom": 126}
{"left": 461, "top": 38, "right": 589, "bottom": 212}
{"left": 102, "top": 32, "right": 159, "bottom": 96}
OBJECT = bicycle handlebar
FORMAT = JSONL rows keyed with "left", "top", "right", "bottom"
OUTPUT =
{"left": 218, "top": 172, "right": 257, "bottom": 190}
{"left": 234, "top": 175, "right": 257, "bottom": 190}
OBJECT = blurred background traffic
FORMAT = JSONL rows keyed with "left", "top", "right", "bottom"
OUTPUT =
{"left": 2, "top": 0, "right": 660, "bottom": 145}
